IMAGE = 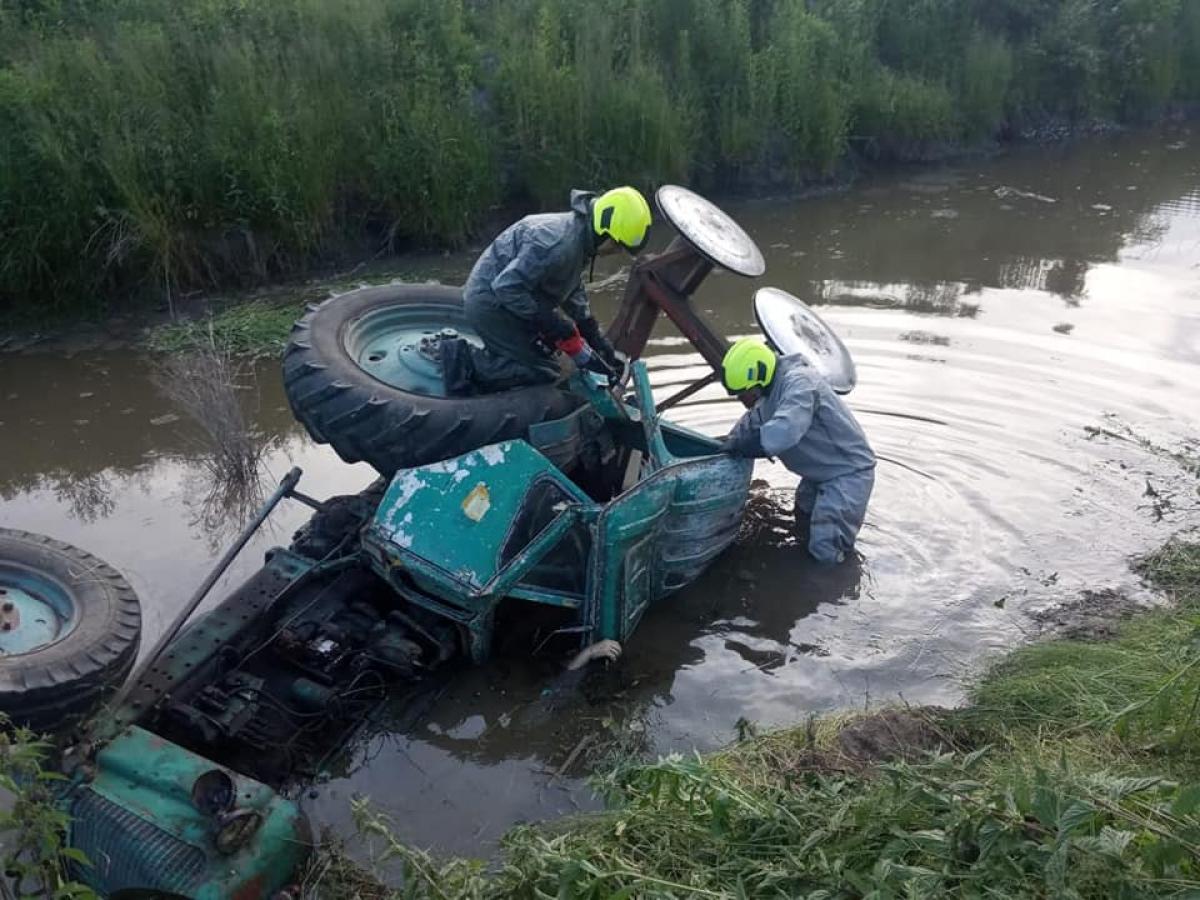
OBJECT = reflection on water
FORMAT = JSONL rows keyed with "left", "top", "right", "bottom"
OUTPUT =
{"left": 43, "top": 469, "right": 117, "bottom": 523}
{"left": 812, "top": 280, "right": 982, "bottom": 317}
{"left": 1, "top": 125, "right": 1198, "bottom": 855}
{"left": 151, "top": 348, "right": 280, "bottom": 547}
{"left": 179, "top": 465, "right": 269, "bottom": 549}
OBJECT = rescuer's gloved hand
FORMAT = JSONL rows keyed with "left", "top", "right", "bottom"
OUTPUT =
{"left": 718, "top": 431, "right": 763, "bottom": 458}
{"left": 554, "top": 328, "right": 594, "bottom": 367}
{"left": 584, "top": 353, "right": 619, "bottom": 385}
{"left": 555, "top": 329, "right": 619, "bottom": 385}
{"left": 534, "top": 308, "right": 578, "bottom": 343}
{"left": 578, "top": 316, "right": 618, "bottom": 369}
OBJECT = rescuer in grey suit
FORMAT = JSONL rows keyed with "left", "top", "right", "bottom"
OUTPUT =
{"left": 719, "top": 338, "right": 876, "bottom": 565}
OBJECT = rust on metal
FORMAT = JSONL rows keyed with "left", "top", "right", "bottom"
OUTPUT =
{"left": 231, "top": 872, "right": 267, "bottom": 900}
{"left": 0, "top": 600, "right": 19, "bottom": 632}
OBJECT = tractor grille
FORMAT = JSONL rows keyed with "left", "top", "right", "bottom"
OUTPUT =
{"left": 69, "top": 787, "right": 208, "bottom": 896}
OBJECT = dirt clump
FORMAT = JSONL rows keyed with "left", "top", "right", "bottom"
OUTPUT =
{"left": 835, "top": 709, "right": 954, "bottom": 763}
{"left": 755, "top": 709, "right": 961, "bottom": 783}
{"left": 1028, "top": 587, "right": 1149, "bottom": 641}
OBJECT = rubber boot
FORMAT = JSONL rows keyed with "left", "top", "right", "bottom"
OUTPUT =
{"left": 441, "top": 338, "right": 477, "bottom": 396}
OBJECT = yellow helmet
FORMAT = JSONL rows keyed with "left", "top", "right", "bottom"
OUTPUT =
{"left": 721, "top": 338, "right": 777, "bottom": 392}
{"left": 593, "top": 186, "right": 652, "bottom": 252}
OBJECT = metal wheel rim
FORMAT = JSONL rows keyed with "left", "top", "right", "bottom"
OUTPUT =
{"left": 655, "top": 185, "right": 766, "bottom": 278}
{"left": 754, "top": 287, "right": 857, "bottom": 394}
{"left": 342, "top": 302, "right": 484, "bottom": 397}
{"left": 0, "top": 562, "right": 79, "bottom": 657}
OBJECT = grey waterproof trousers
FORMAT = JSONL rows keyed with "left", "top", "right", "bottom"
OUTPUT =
{"left": 463, "top": 292, "right": 561, "bottom": 390}
{"left": 793, "top": 467, "right": 875, "bottom": 564}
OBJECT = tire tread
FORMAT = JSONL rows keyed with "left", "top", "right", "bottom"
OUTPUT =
{"left": 282, "top": 285, "right": 581, "bottom": 475}
{"left": 0, "top": 528, "right": 141, "bottom": 731}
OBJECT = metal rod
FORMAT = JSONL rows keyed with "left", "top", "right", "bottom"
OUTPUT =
{"left": 656, "top": 371, "right": 718, "bottom": 413}
{"left": 287, "top": 488, "right": 325, "bottom": 511}
{"left": 109, "top": 467, "right": 303, "bottom": 711}
{"left": 532, "top": 624, "right": 591, "bottom": 657}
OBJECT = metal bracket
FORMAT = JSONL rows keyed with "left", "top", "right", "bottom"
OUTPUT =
{"left": 607, "top": 188, "right": 765, "bottom": 378}
{"left": 656, "top": 371, "right": 718, "bottom": 414}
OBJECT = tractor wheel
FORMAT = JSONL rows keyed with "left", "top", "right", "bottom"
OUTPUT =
{"left": 0, "top": 529, "right": 141, "bottom": 732}
{"left": 282, "top": 284, "right": 582, "bottom": 475}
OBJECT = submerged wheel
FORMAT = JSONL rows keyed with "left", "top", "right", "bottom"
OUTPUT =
{"left": 283, "top": 284, "right": 581, "bottom": 475}
{"left": 0, "top": 529, "right": 142, "bottom": 731}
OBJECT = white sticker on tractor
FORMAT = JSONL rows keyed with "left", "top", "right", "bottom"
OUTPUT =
{"left": 462, "top": 483, "right": 491, "bottom": 522}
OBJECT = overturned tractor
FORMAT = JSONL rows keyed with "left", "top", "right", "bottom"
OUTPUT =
{"left": 1, "top": 187, "right": 853, "bottom": 898}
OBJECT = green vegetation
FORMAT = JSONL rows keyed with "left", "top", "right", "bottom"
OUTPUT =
{"left": 969, "top": 541, "right": 1200, "bottom": 777}
{"left": 147, "top": 300, "right": 307, "bottom": 357}
{"left": 303, "top": 540, "right": 1200, "bottom": 898}
{"left": 1, "top": 0, "right": 1197, "bottom": 319}
{"left": 0, "top": 718, "right": 98, "bottom": 899}
{"left": 144, "top": 262, "right": 455, "bottom": 355}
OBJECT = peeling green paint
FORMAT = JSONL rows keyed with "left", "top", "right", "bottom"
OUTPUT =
{"left": 68, "top": 727, "right": 310, "bottom": 899}
{"left": 362, "top": 361, "right": 752, "bottom": 661}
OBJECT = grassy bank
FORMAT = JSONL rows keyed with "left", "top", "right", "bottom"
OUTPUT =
{"left": 2, "top": 0, "right": 1198, "bottom": 319}
{"left": 143, "top": 261, "right": 454, "bottom": 355}
{"left": 146, "top": 299, "right": 308, "bottom": 357}
{"left": 304, "top": 540, "right": 1200, "bottom": 898}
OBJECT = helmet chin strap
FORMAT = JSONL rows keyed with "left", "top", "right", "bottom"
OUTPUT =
{"left": 588, "top": 234, "right": 616, "bottom": 282}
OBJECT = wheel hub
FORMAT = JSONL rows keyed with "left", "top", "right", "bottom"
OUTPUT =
{"left": 344, "top": 306, "right": 482, "bottom": 397}
{"left": 0, "top": 566, "right": 77, "bottom": 656}
{"left": 655, "top": 185, "right": 766, "bottom": 277}
{"left": 754, "top": 287, "right": 857, "bottom": 394}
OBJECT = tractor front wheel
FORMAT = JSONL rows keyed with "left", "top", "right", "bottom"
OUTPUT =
{"left": 282, "top": 284, "right": 583, "bottom": 476}
{"left": 0, "top": 529, "right": 142, "bottom": 732}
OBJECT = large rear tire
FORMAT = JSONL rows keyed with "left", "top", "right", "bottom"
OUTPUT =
{"left": 0, "top": 529, "right": 142, "bottom": 732}
{"left": 283, "top": 284, "right": 581, "bottom": 475}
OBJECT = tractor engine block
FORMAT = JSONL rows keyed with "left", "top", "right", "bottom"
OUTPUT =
{"left": 157, "top": 564, "right": 444, "bottom": 787}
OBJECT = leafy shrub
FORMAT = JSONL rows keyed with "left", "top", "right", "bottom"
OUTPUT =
{"left": 854, "top": 68, "right": 959, "bottom": 154}
{"left": 0, "top": 719, "right": 97, "bottom": 899}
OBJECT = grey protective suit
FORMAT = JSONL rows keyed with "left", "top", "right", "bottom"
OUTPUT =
{"left": 726, "top": 354, "right": 876, "bottom": 564}
{"left": 460, "top": 190, "right": 598, "bottom": 390}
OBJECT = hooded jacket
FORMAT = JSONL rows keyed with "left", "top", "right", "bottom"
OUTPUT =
{"left": 464, "top": 190, "right": 597, "bottom": 324}
{"left": 726, "top": 353, "right": 875, "bottom": 482}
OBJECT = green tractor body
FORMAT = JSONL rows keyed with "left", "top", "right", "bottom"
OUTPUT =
{"left": 31, "top": 185, "right": 782, "bottom": 898}
{"left": 67, "top": 727, "right": 308, "bottom": 898}
{"left": 58, "top": 362, "right": 750, "bottom": 898}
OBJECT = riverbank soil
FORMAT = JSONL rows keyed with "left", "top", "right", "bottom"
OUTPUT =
{"left": 305, "top": 539, "right": 1200, "bottom": 898}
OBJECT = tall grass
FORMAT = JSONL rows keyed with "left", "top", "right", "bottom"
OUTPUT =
{"left": 487, "top": 0, "right": 693, "bottom": 205}
{"left": 961, "top": 32, "right": 1014, "bottom": 140}
{"left": 0, "top": 0, "right": 494, "bottom": 316}
{"left": 1, "top": 0, "right": 1197, "bottom": 317}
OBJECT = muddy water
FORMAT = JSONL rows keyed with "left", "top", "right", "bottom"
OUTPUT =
{"left": 1, "top": 127, "right": 1198, "bottom": 855}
